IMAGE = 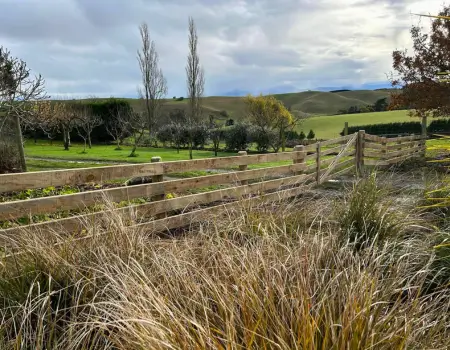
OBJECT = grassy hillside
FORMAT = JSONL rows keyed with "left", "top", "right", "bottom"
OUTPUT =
{"left": 125, "top": 89, "right": 396, "bottom": 119}
{"left": 298, "top": 110, "right": 415, "bottom": 139}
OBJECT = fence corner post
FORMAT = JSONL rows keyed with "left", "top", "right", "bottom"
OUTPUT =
{"left": 381, "top": 137, "right": 387, "bottom": 160}
{"left": 421, "top": 116, "right": 427, "bottom": 158}
{"left": 237, "top": 151, "right": 248, "bottom": 185}
{"left": 356, "top": 130, "right": 365, "bottom": 177}
{"left": 151, "top": 156, "right": 165, "bottom": 219}
{"left": 316, "top": 142, "right": 321, "bottom": 184}
{"left": 293, "top": 145, "right": 305, "bottom": 175}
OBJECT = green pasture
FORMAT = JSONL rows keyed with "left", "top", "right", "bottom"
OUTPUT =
{"left": 298, "top": 110, "right": 415, "bottom": 139}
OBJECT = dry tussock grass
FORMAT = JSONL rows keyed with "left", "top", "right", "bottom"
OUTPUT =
{"left": 0, "top": 177, "right": 449, "bottom": 349}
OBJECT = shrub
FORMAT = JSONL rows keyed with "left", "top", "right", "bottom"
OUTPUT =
{"left": 156, "top": 124, "right": 174, "bottom": 146}
{"left": 336, "top": 173, "right": 404, "bottom": 250}
{"left": 224, "top": 124, "right": 250, "bottom": 151}
{"left": 190, "top": 124, "right": 209, "bottom": 149}
{"left": 248, "top": 127, "right": 271, "bottom": 152}
{"left": 299, "top": 130, "right": 306, "bottom": 141}
{"left": 307, "top": 129, "right": 315, "bottom": 140}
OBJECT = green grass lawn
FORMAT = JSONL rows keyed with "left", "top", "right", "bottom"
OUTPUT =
{"left": 24, "top": 141, "right": 231, "bottom": 164}
{"left": 298, "top": 110, "right": 415, "bottom": 139}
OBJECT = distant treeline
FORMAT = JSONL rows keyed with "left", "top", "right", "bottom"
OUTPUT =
{"left": 340, "top": 119, "right": 450, "bottom": 136}
{"left": 336, "top": 98, "right": 391, "bottom": 115}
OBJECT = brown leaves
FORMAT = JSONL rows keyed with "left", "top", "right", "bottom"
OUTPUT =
{"left": 390, "top": 5, "right": 450, "bottom": 118}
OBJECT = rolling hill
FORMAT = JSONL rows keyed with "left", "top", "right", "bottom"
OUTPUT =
{"left": 126, "top": 88, "right": 396, "bottom": 120}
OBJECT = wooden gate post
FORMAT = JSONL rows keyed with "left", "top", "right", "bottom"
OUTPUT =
{"left": 293, "top": 145, "right": 305, "bottom": 175}
{"left": 344, "top": 122, "right": 349, "bottom": 136}
{"left": 237, "top": 151, "right": 248, "bottom": 185}
{"left": 151, "top": 156, "right": 166, "bottom": 219}
{"left": 356, "top": 130, "right": 365, "bottom": 176}
{"left": 421, "top": 116, "right": 427, "bottom": 157}
{"left": 316, "top": 143, "right": 321, "bottom": 184}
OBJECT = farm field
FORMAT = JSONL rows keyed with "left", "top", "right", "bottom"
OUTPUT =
{"left": 122, "top": 88, "right": 394, "bottom": 118}
{"left": 298, "top": 110, "right": 414, "bottom": 139}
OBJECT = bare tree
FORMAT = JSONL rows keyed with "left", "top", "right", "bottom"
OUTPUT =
{"left": 186, "top": 16, "right": 205, "bottom": 159}
{"left": 0, "top": 46, "right": 48, "bottom": 172}
{"left": 75, "top": 105, "right": 102, "bottom": 153}
{"left": 137, "top": 22, "right": 168, "bottom": 137}
{"left": 128, "top": 110, "right": 147, "bottom": 157}
{"left": 105, "top": 104, "right": 131, "bottom": 150}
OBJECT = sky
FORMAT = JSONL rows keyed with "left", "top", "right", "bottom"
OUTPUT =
{"left": 0, "top": 0, "right": 445, "bottom": 98}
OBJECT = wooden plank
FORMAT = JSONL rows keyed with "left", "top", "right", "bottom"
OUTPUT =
{"left": 319, "top": 134, "right": 354, "bottom": 147}
{"left": 364, "top": 134, "right": 383, "bottom": 142}
{"left": 0, "top": 173, "right": 316, "bottom": 243}
{"left": 384, "top": 146, "right": 423, "bottom": 159}
{"left": 130, "top": 181, "right": 317, "bottom": 233}
{"left": 387, "top": 135, "right": 422, "bottom": 142}
{"left": 386, "top": 150, "right": 422, "bottom": 165}
{"left": 364, "top": 150, "right": 383, "bottom": 158}
{"left": 0, "top": 163, "right": 307, "bottom": 221}
{"left": 323, "top": 164, "right": 355, "bottom": 181}
{"left": 364, "top": 142, "right": 384, "bottom": 150}
{"left": 364, "top": 159, "right": 388, "bottom": 166}
{"left": 321, "top": 144, "right": 346, "bottom": 156}
{"left": 320, "top": 150, "right": 355, "bottom": 168}
{"left": 304, "top": 153, "right": 317, "bottom": 162}
{"left": 386, "top": 140, "right": 421, "bottom": 150}
{"left": 0, "top": 151, "right": 303, "bottom": 193}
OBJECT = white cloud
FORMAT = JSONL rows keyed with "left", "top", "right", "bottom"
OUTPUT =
{"left": 0, "top": 0, "right": 445, "bottom": 97}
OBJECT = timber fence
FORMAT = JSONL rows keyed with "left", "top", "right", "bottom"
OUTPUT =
{"left": 0, "top": 131, "right": 425, "bottom": 247}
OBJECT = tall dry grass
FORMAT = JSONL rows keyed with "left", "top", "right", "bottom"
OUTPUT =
{"left": 0, "top": 177, "right": 449, "bottom": 349}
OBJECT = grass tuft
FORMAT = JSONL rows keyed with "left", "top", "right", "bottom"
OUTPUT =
{"left": 0, "top": 181, "right": 449, "bottom": 349}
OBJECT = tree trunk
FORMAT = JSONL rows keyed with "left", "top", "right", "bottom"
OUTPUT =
{"left": 83, "top": 140, "right": 87, "bottom": 153}
{"left": 189, "top": 144, "right": 193, "bottom": 160}
{"left": 12, "top": 113, "right": 27, "bottom": 172}
{"left": 63, "top": 129, "right": 70, "bottom": 150}
{"left": 88, "top": 133, "right": 92, "bottom": 149}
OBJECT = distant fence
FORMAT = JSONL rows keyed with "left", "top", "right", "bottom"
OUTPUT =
{"left": 0, "top": 131, "right": 425, "bottom": 247}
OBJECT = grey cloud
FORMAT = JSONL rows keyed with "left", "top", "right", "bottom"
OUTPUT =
{"left": 0, "top": 0, "right": 442, "bottom": 97}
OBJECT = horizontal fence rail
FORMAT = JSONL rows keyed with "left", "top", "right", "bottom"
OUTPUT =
{"left": 0, "top": 131, "right": 425, "bottom": 248}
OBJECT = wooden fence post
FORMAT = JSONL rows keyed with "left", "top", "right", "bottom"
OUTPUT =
{"left": 150, "top": 156, "right": 165, "bottom": 219}
{"left": 344, "top": 122, "right": 349, "bottom": 136}
{"left": 356, "top": 130, "right": 365, "bottom": 176}
{"left": 397, "top": 134, "right": 402, "bottom": 151}
{"left": 316, "top": 142, "right": 321, "bottom": 184}
{"left": 421, "top": 116, "right": 427, "bottom": 157}
{"left": 293, "top": 145, "right": 305, "bottom": 175}
{"left": 381, "top": 137, "right": 387, "bottom": 159}
{"left": 238, "top": 151, "right": 248, "bottom": 185}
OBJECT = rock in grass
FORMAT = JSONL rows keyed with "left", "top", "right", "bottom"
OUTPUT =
{"left": 126, "top": 176, "right": 153, "bottom": 186}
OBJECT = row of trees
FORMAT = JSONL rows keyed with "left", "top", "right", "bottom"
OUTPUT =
{"left": 155, "top": 122, "right": 316, "bottom": 155}
{"left": 336, "top": 98, "right": 390, "bottom": 115}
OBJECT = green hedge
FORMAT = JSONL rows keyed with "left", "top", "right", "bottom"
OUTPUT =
{"left": 340, "top": 119, "right": 450, "bottom": 137}
{"left": 340, "top": 122, "right": 421, "bottom": 136}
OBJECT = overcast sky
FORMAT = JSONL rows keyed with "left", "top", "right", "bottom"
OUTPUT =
{"left": 0, "top": 0, "right": 444, "bottom": 98}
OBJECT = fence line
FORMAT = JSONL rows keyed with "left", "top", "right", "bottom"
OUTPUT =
{"left": 0, "top": 131, "right": 425, "bottom": 244}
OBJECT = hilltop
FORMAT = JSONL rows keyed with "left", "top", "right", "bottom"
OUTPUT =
{"left": 123, "top": 88, "right": 396, "bottom": 120}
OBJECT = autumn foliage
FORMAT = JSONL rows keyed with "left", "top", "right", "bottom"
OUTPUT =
{"left": 390, "top": 6, "right": 450, "bottom": 118}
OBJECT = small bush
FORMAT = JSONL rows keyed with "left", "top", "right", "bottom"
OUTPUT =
{"left": 224, "top": 123, "right": 250, "bottom": 151}
{"left": 248, "top": 127, "right": 271, "bottom": 152}
{"left": 336, "top": 173, "right": 404, "bottom": 250}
